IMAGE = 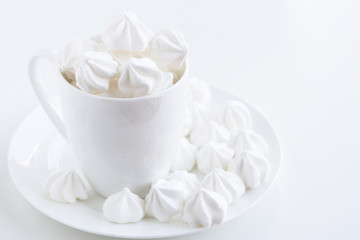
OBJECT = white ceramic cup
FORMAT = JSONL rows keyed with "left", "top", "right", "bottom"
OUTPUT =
{"left": 28, "top": 49, "right": 189, "bottom": 198}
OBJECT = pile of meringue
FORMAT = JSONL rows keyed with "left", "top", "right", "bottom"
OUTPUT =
{"left": 56, "top": 12, "right": 188, "bottom": 98}
{"left": 45, "top": 78, "right": 271, "bottom": 228}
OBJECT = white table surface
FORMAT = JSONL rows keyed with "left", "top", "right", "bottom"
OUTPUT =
{"left": 1, "top": 0, "right": 360, "bottom": 239}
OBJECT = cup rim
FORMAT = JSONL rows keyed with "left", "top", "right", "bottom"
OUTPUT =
{"left": 58, "top": 61, "right": 188, "bottom": 102}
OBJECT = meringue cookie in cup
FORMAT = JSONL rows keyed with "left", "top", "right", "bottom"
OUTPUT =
{"left": 56, "top": 12, "right": 189, "bottom": 99}
{"left": 109, "top": 50, "right": 134, "bottom": 66}
{"left": 118, "top": 57, "right": 173, "bottom": 98}
{"left": 102, "top": 12, "right": 153, "bottom": 52}
{"left": 56, "top": 37, "right": 97, "bottom": 81}
{"left": 147, "top": 28, "right": 188, "bottom": 73}
{"left": 73, "top": 51, "right": 119, "bottom": 93}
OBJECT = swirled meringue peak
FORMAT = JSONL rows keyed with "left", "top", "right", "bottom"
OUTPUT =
{"left": 188, "top": 77, "right": 211, "bottom": 105}
{"left": 196, "top": 141, "right": 234, "bottom": 174}
{"left": 45, "top": 170, "right": 88, "bottom": 203}
{"left": 183, "top": 188, "right": 228, "bottom": 227}
{"left": 147, "top": 28, "right": 188, "bottom": 73}
{"left": 182, "top": 102, "right": 209, "bottom": 136}
{"left": 110, "top": 50, "right": 134, "bottom": 65}
{"left": 166, "top": 171, "right": 200, "bottom": 198}
{"left": 229, "top": 129, "right": 269, "bottom": 156}
{"left": 118, "top": 57, "right": 173, "bottom": 98}
{"left": 172, "top": 137, "right": 197, "bottom": 171}
{"left": 218, "top": 100, "right": 252, "bottom": 132}
{"left": 145, "top": 179, "right": 186, "bottom": 222}
{"left": 73, "top": 51, "right": 119, "bottom": 93}
{"left": 102, "top": 187, "right": 145, "bottom": 224}
{"left": 57, "top": 37, "right": 97, "bottom": 81}
{"left": 201, "top": 169, "right": 245, "bottom": 204}
{"left": 190, "top": 120, "right": 231, "bottom": 148}
{"left": 57, "top": 13, "right": 190, "bottom": 98}
{"left": 229, "top": 151, "right": 271, "bottom": 189}
{"left": 102, "top": 12, "right": 153, "bottom": 52}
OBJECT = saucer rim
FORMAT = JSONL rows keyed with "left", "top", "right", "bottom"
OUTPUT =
{"left": 7, "top": 86, "right": 282, "bottom": 239}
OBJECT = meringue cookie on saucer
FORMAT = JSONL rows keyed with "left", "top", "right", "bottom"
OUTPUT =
{"left": 229, "top": 151, "right": 271, "bottom": 189}
{"left": 57, "top": 37, "right": 97, "bottom": 81}
{"left": 145, "top": 179, "right": 185, "bottom": 222}
{"left": 147, "top": 28, "right": 188, "bottom": 73}
{"left": 166, "top": 171, "right": 199, "bottom": 198}
{"left": 188, "top": 77, "right": 211, "bottom": 105}
{"left": 103, "top": 187, "right": 145, "bottom": 224}
{"left": 201, "top": 169, "right": 245, "bottom": 204}
{"left": 182, "top": 102, "right": 209, "bottom": 136}
{"left": 118, "top": 58, "right": 173, "bottom": 98}
{"left": 190, "top": 120, "right": 230, "bottom": 148}
{"left": 182, "top": 107, "right": 193, "bottom": 136}
{"left": 196, "top": 141, "right": 234, "bottom": 174}
{"left": 217, "top": 101, "right": 252, "bottom": 132}
{"left": 172, "top": 137, "right": 197, "bottom": 171}
{"left": 229, "top": 129, "right": 269, "bottom": 156}
{"left": 183, "top": 188, "right": 228, "bottom": 227}
{"left": 73, "top": 51, "right": 119, "bottom": 93}
{"left": 102, "top": 12, "right": 153, "bottom": 52}
{"left": 45, "top": 170, "right": 88, "bottom": 203}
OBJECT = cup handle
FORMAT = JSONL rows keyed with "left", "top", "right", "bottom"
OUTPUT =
{"left": 28, "top": 49, "right": 67, "bottom": 139}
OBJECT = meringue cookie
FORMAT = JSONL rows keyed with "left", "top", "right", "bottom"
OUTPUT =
{"left": 229, "top": 151, "right": 271, "bottom": 189}
{"left": 147, "top": 28, "right": 188, "bottom": 72}
{"left": 218, "top": 101, "right": 252, "bottom": 132}
{"left": 182, "top": 107, "right": 193, "bottom": 136}
{"left": 196, "top": 141, "right": 234, "bottom": 174}
{"left": 102, "top": 12, "right": 153, "bottom": 52}
{"left": 145, "top": 179, "right": 185, "bottom": 222}
{"left": 110, "top": 50, "right": 134, "bottom": 65}
{"left": 166, "top": 171, "right": 199, "bottom": 198}
{"left": 57, "top": 38, "right": 97, "bottom": 81}
{"left": 73, "top": 51, "right": 119, "bottom": 93}
{"left": 95, "top": 78, "right": 125, "bottom": 98}
{"left": 201, "top": 169, "right": 245, "bottom": 204}
{"left": 183, "top": 188, "right": 228, "bottom": 227}
{"left": 118, "top": 58, "right": 173, "bottom": 98}
{"left": 102, "top": 187, "right": 145, "bottom": 224}
{"left": 45, "top": 170, "right": 88, "bottom": 203}
{"left": 182, "top": 102, "right": 209, "bottom": 136}
{"left": 190, "top": 120, "right": 230, "bottom": 148}
{"left": 229, "top": 129, "right": 269, "bottom": 156}
{"left": 172, "top": 137, "right": 197, "bottom": 171}
{"left": 188, "top": 77, "right": 211, "bottom": 105}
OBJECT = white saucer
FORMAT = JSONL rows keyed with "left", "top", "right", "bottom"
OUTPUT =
{"left": 8, "top": 87, "right": 282, "bottom": 239}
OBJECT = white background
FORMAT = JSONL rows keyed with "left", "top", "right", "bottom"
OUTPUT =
{"left": 1, "top": 0, "right": 360, "bottom": 239}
